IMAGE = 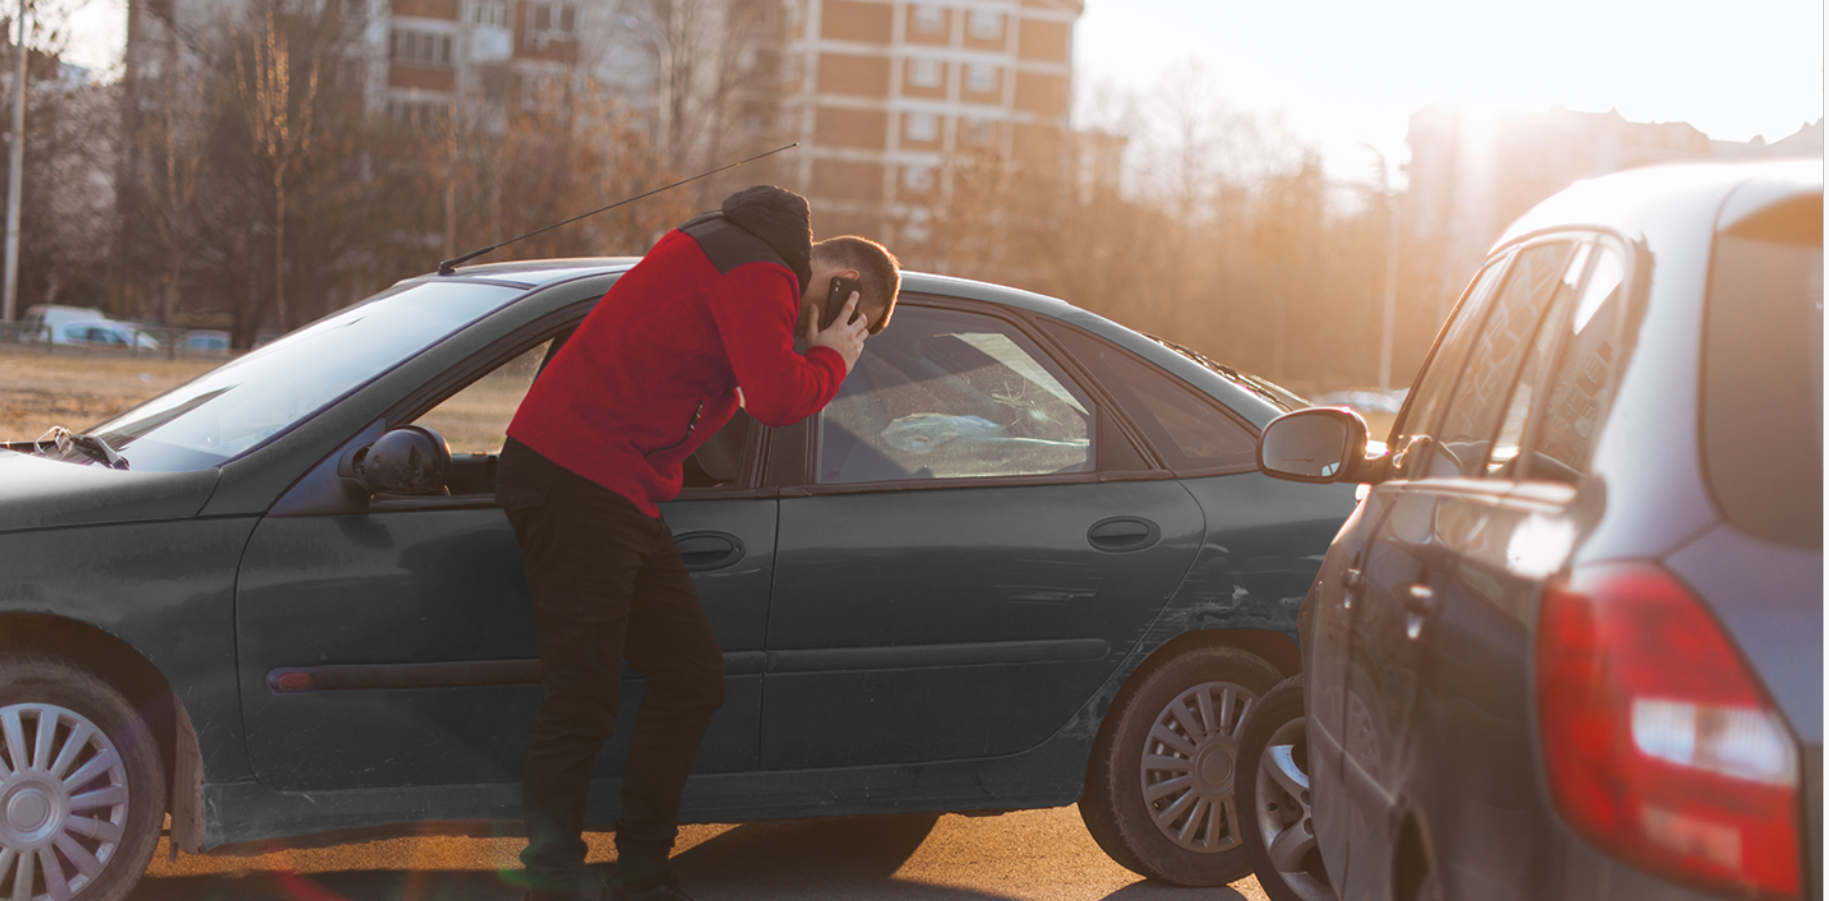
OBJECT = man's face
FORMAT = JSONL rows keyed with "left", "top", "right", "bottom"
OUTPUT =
{"left": 799, "top": 259, "right": 868, "bottom": 335}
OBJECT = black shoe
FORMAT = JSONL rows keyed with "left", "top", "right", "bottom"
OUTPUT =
{"left": 522, "top": 890, "right": 604, "bottom": 901}
{"left": 521, "top": 875, "right": 605, "bottom": 901}
{"left": 605, "top": 871, "right": 694, "bottom": 901}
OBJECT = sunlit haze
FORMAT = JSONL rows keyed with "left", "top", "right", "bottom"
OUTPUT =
{"left": 62, "top": 0, "right": 1826, "bottom": 187}
{"left": 1074, "top": 0, "right": 1823, "bottom": 185}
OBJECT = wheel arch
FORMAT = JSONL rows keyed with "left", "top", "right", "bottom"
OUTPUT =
{"left": 0, "top": 612, "right": 206, "bottom": 853}
{"left": 1088, "top": 627, "right": 1301, "bottom": 751}
{"left": 1136, "top": 628, "right": 1301, "bottom": 683}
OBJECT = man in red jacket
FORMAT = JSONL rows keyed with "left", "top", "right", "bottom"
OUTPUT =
{"left": 496, "top": 185, "right": 899, "bottom": 901}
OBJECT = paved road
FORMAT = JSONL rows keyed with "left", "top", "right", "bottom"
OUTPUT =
{"left": 130, "top": 805, "right": 1269, "bottom": 901}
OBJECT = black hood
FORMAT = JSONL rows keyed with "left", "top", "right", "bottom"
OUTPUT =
{"left": 719, "top": 185, "right": 814, "bottom": 293}
{"left": 0, "top": 449, "right": 220, "bottom": 534}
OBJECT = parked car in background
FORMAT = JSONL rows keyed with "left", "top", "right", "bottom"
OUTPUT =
{"left": 183, "top": 329, "right": 232, "bottom": 353}
{"left": 0, "top": 260, "right": 1355, "bottom": 901}
{"left": 1307, "top": 388, "right": 1407, "bottom": 417}
{"left": 49, "top": 318, "right": 163, "bottom": 351}
{"left": 1239, "top": 160, "right": 1822, "bottom": 901}
{"left": 15, "top": 303, "right": 104, "bottom": 342}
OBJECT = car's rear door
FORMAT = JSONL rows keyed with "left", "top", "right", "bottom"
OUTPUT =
{"left": 233, "top": 321, "right": 777, "bottom": 793}
{"left": 759, "top": 300, "right": 1205, "bottom": 770}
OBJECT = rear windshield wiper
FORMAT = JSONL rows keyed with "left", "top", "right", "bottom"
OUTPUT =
{"left": 35, "top": 426, "right": 130, "bottom": 470}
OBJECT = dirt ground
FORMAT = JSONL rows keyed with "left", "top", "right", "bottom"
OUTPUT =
{"left": 0, "top": 348, "right": 222, "bottom": 443}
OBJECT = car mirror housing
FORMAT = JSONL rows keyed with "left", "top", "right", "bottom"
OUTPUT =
{"left": 1256, "top": 407, "right": 1374, "bottom": 484}
{"left": 350, "top": 425, "right": 451, "bottom": 495}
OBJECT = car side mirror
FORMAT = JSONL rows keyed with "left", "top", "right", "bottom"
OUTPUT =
{"left": 1257, "top": 407, "right": 1372, "bottom": 483}
{"left": 346, "top": 425, "right": 451, "bottom": 494}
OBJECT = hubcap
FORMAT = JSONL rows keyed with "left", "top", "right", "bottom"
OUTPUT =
{"left": 0, "top": 703, "right": 130, "bottom": 901}
{"left": 1138, "top": 681, "right": 1259, "bottom": 853}
{"left": 1251, "top": 714, "right": 1332, "bottom": 901}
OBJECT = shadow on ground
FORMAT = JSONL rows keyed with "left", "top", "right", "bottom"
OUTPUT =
{"left": 128, "top": 811, "right": 1258, "bottom": 901}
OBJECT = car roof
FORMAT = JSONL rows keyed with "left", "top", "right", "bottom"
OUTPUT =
{"left": 427, "top": 257, "right": 1076, "bottom": 318}
{"left": 424, "top": 257, "right": 1297, "bottom": 427}
{"left": 1495, "top": 160, "right": 1821, "bottom": 252}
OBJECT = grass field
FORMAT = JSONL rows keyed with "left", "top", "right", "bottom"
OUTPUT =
{"left": 0, "top": 349, "right": 222, "bottom": 444}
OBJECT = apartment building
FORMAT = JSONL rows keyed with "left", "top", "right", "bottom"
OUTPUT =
{"left": 782, "top": 0, "right": 1082, "bottom": 243}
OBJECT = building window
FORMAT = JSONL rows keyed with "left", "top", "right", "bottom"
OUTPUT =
{"left": 472, "top": 0, "right": 508, "bottom": 28}
{"left": 965, "top": 63, "right": 995, "bottom": 93}
{"left": 389, "top": 29, "right": 452, "bottom": 67}
{"left": 967, "top": 10, "right": 1001, "bottom": 40}
{"left": 913, "top": 4, "right": 944, "bottom": 34}
{"left": 907, "top": 58, "right": 942, "bottom": 88}
{"left": 903, "top": 165, "right": 934, "bottom": 192}
{"left": 963, "top": 116, "right": 994, "bottom": 146}
{"left": 905, "top": 112, "right": 939, "bottom": 143}
{"left": 530, "top": 3, "right": 577, "bottom": 34}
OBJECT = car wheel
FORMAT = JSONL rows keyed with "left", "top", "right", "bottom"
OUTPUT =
{"left": 1238, "top": 675, "right": 1334, "bottom": 901}
{"left": 1080, "top": 645, "right": 1281, "bottom": 886}
{"left": 0, "top": 651, "right": 165, "bottom": 901}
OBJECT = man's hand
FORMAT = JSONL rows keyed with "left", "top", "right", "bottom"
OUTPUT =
{"left": 806, "top": 291, "right": 868, "bottom": 373}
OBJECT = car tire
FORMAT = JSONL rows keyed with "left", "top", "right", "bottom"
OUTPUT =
{"left": 1238, "top": 675, "right": 1334, "bottom": 901}
{"left": 0, "top": 651, "right": 165, "bottom": 901}
{"left": 1080, "top": 645, "right": 1281, "bottom": 886}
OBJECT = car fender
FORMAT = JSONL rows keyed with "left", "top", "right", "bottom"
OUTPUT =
{"left": 0, "top": 518, "right": 260, "bottom": 794}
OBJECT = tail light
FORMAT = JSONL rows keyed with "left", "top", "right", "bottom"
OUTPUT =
{"left": 1537, "top": 562, "right": 1801, "bottom": 899}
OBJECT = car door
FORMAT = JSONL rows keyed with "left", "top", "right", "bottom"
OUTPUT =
{"left": 233, "top": 321, "right": 777, "bottom": 792}
{"left": 1337, "top": 241, "right": 1589, "bottom": 901}
{"left": 1411, "top": 241, "right": 1632, "bottom": 901}
{"left": 760, "top": 300, "right": 1205, "bottom": 770}
{"left": 1300, "top": 253, "right": 1509, "bottom": 882}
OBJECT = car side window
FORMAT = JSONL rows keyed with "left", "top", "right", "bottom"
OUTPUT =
{"left": 816, "top": 305, "right": 1094, "bottom": 483}
{"left": 413, "top": 339, "right": 552, "bottom": 457}
{"left": 1525, "top": 245, "right": 1629, "bottom": 484}
{"left": 1387, "top": 256, "right": 1511, "bottom": 479}
{"left": 1041, "top": 322, "right": 1257, "bottom": 471}
{"left": 1432, "top": 242, "right": 1582, "bottom": 478}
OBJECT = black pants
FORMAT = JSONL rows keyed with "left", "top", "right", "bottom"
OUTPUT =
{"left": 496, "top": 438, "right": 725, "bottom": 890}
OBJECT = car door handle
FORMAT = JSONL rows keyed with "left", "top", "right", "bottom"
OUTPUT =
{"left": 674, "top": 532, "right": 746, "bottom": 572}
{"left": 1398, "top": 582, "right": 1437, "bottom": 616}
{"left": 1087, "top": 516, "right": 1161, "bottom": 553}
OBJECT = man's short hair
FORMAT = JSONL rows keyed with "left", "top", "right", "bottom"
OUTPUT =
{"left": 812, "top": 236, "right": 901, "bottom": 335}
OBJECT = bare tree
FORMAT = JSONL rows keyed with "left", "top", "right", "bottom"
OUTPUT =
{"left": 230, "top": 0, "right": 334, "bottom": 333}
{"left": 137, "top": 25, "right": 214, "bottom": 338}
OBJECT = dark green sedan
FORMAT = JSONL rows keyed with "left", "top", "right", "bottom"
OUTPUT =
{"left": 0, "top": 261, "right": 1353, "bottom": 901}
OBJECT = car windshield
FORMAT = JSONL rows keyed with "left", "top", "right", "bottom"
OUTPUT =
{"left": 40, "top": 280, "right": 523, "bottom": 472}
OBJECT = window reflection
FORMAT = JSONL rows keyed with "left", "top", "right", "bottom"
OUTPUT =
{"left": 817, "top": 307, "right": 1093, "bottom": 483}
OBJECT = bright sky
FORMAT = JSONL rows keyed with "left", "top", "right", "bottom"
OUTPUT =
{"left": 1074, "top": 0, "right": 1824, "bottom": 185}
{"left": 59, "top": 0, "right": 127, "bottom": 77}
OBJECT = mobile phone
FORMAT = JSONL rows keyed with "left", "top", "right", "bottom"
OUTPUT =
{"left": 820, "top": 276, "right": 863, "bottom": 330}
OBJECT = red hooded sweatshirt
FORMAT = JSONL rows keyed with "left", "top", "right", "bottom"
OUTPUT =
{"left": 506, "top": 186, "right": 846, "bottom": 516}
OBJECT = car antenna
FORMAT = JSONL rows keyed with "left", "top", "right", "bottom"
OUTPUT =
{"left": 437, "top": 143, "right": 799, "bottom": 276}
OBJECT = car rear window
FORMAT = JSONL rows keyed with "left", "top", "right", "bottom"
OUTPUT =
{"left": 1701, "top": 193, "right": 1823, "bottom": 549}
